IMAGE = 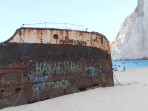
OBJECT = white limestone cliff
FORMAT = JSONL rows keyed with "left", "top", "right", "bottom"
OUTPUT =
{"left": 111, "top": 0, "right": 148, "bottom": 60}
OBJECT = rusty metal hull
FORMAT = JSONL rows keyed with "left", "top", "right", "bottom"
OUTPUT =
{"left": 0, "top": 28, "right": 113, "bottom": 109}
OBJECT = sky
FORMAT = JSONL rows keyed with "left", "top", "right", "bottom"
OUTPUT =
{"left": 0, "top": 0, "right": 137, "bottom": 43}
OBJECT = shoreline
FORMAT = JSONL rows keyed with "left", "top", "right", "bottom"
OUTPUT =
{"left": 112, "top": 59, "right": 148, "bottom": 61}
{"left": 113, "top": 67, "right": 148, "bottom": 72}
{"left": 113, "top": 67, "right": 148, "bottom": 87}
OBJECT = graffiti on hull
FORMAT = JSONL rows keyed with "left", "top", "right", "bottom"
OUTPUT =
{"left": 28, "top": 60, "right": 106, "bottom": 96}
{"left": 0, "top": 73, "right": 23, "bottom": 106}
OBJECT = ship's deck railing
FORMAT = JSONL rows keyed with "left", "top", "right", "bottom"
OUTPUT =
{"left": 21, "top": 22, "right": 85, "bottom": 31}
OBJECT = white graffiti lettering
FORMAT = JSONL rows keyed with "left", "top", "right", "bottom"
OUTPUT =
{"left": 0, "top": 99, "right": 9, "bottom": 105}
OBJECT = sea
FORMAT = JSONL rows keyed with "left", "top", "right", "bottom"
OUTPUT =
{"left": 112, "top": 60, "right": 148, "bottom": 71}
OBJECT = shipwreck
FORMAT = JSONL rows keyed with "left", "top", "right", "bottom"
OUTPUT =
{"left": 0, "top": 27, "right": 114, "bottom": 109}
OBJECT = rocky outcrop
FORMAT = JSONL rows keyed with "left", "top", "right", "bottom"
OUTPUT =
{"left": 111, "top": 0, "right": 148, "bottom": 60}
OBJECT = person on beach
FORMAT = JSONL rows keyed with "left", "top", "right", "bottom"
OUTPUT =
{"left": 123, "top": 66, "right": 126, "bottom": 71}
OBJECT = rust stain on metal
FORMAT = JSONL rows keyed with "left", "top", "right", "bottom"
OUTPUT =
{"left": 0, "top": 27, "right": 113, "bottom": 109}
{"left": 7, "top": 27, "right": 111, "bottom": 53}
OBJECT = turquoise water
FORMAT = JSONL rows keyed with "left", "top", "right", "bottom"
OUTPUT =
{"left": 112, "top": 60, "right": 148, "bottom": 71}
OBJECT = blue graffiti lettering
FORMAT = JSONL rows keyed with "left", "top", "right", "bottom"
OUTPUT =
{"left": 36, "top": 62, "right": 42, "bottom": 74}
{"left": 101, "top": 74, "right": 106, "bottom": 81}
{"left": 63, "top": 61, "right": 70, "bottom": 71}
{"left": 32, "top": 80, "right": 71, "bottom": 96}
{"left": 35, "top": 61, "right": 83, "bottom": 75}
{"left": 85, "top": 66, "right": 102, "bottom": 77}
{"left": 70, "top": 61, "right": 76, "bottom": 72}
{"left": 29, "top": 75, "right": 48, "bottom": 83}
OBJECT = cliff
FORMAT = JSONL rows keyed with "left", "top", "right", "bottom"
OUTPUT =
{"left": 111, "top": 0, "right": 148, "bottom": 60}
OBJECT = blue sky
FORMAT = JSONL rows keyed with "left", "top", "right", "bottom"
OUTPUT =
{"left": 0, "top": 0, "right": 137, "bottom": 42}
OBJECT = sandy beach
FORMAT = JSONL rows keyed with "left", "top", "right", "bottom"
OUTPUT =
{"left": 1, "top": 68, "right": 148, "bottom": 111}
